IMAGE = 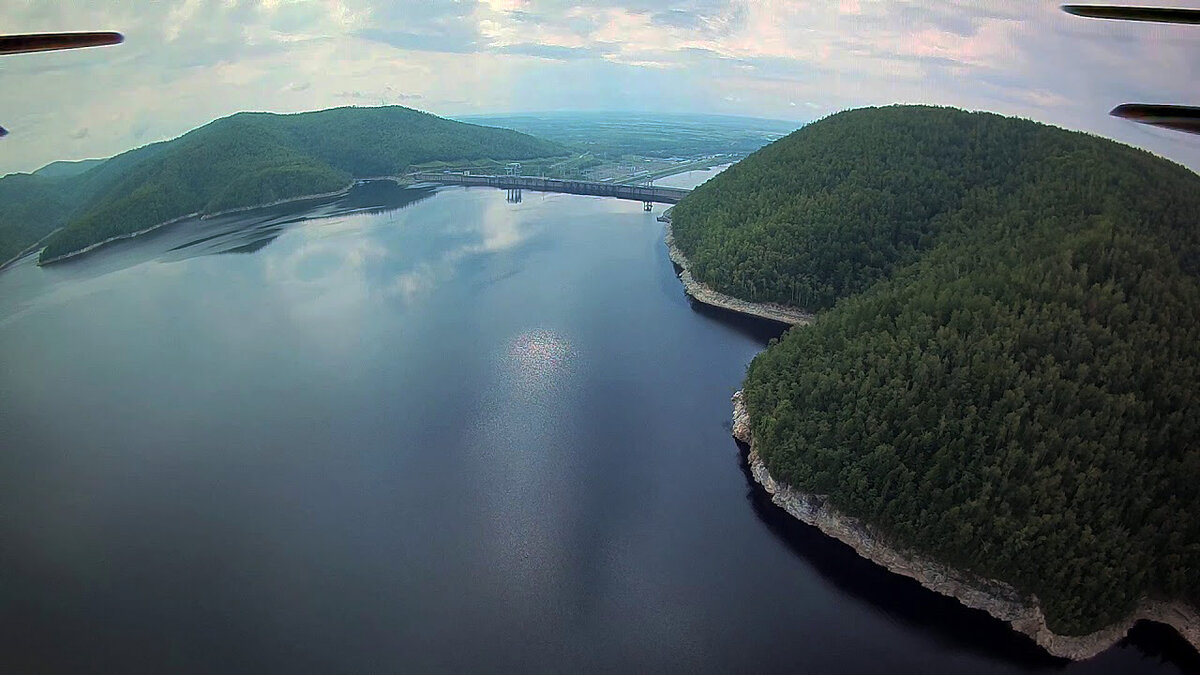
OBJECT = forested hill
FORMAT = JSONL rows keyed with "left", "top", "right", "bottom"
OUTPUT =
{"left": 31, "top": 158, "right": 107, "bottom": 179}
{"left": 696, "top": 106, "right": 1200, "bottom": 636}
{"left": 0, "top": 141, "right": 170, "bottom": 266}
{"left": 670, "top": 105, "right": 1198, "bottom": 312}
{"left": 0, "top": 106, "right": 564, "bottom": 264}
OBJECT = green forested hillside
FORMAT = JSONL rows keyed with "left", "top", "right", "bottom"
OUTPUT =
{"left": 0, "top": 174, "right": 77, "bottom": 264}
{"left": 0, "top": 106, "right": 564, "bottom": 264}
{"left": 0, "top": 142, "right": 170, "bottom": 265}
{"left": 258, "top": 106, "right": 567, "bottom": 176}
{"left": 686, "top": 106, "right": 1200, "bottom": 635}
{"left": 38, "top": 122, "right": 352, "bottom": 260}
{"left": 668, "top": 105, "right": 1199, "bottom": 311}
{"left": 32, "top": 158, "right": 107, "bottom": 179}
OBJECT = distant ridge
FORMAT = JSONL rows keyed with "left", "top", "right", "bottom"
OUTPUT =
{"left": 31, "top": 158, "right": 107, "bottom": 179}
{"left": 0, "top": 105, "right": 566, "bottom": 265}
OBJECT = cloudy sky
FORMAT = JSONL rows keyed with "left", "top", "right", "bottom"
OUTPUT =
{"left": 3, "top": 0, "right": 1200, "bottom": 174}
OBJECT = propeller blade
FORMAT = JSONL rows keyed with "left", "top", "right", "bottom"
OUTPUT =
{"left": 1061, "top": 5, "right": 1200, "bottom": 24}
{"left": 0, "top": 31, "right": 123, "bottom": 55}
{"left": 0, "top": 126, "right": 8, "bottom": 138}
{"left": 1111, "top": 104, "right": 1200, "bottom": 134}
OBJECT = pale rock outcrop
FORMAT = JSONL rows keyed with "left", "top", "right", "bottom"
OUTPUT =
{"left": 663, "top": 218, "right": 813, "bottom": 326}
{"left": 732, "top": 390, "right": 1200, "bottom": 661}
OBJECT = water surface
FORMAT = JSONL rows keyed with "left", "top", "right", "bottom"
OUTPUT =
{"left": 0, "top": 179, "right": 1194, "bottom": 673}
{"left": 655, "top": 163, "right": 733, "bottom": 189}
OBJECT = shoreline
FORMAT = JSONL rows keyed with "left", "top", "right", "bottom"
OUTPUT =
{"left": 662, "top": 204, "right": 1199, "bottom": 660}
{"left": 0, "top": 227, "right": 63, "bottom": 273}
{"left": 662, "top": 215, "right": 813, "bottom": 326}
{"left": 731, "top": 389, "right": 1200, "bottom": 660}
{"left": 36, "top": 182, "right": 358, "bottom": 266}
{"left": 32, "top": 161, "right": 715, "bottom": 269}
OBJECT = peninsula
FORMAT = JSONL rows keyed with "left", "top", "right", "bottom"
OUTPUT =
{"left": 668, "top": 105, "right": 1200, "bottom": 659}
{"left": 0, "top": 105, "right": 567, "bottom": 266}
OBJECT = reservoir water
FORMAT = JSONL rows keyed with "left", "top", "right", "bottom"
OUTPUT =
{"left": 0, "top": 177, "right": 1194, "bottom": 673}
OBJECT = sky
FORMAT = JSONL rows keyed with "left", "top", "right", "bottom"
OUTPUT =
{"left": 3, "top": 0, "right": 1200, "bottom": 175}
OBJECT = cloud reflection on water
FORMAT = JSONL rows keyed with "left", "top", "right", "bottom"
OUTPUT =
{"left": 382, "top": 190, "right": 533, "bottom": 305}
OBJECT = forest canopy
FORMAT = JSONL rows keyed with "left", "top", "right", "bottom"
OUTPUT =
{"left": 0, "top": 106, "right": 565, "bottom": 264}
{"left": 680, "top": 106, "right": 1200, "bottom": 635}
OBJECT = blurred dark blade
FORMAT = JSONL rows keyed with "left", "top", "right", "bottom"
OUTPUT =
{"left": 1111, "top": 104, "right": 1200, "bottom": 134}
{"left": 0, "top": 126, "right": 8, "bottom": 138}
{"left": 0, "top": 31, "right": 123, "bottom": 55}
{"left": 1061, "top": 5, "right": 1200, "bottom": 24}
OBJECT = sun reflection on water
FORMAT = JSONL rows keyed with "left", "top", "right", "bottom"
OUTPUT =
{"left": 503, "top": 328, "right": 574, "bottom": 392}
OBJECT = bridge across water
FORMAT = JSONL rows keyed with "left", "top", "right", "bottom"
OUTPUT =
{"left": 410, "top": 172, "right": 691, "bottom": 205}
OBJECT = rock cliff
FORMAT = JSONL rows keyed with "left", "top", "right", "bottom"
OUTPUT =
{"left": 663, "top": 220, "right": 813, "bottom": 326}
{"left": 733, "top": 390, "right": 1200, "bottom": 661}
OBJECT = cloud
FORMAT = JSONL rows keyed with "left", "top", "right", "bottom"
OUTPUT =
{"left": 652, "top": 9, "right": 702, "bottom": 30}
{"left": 356, "top": 28, "right": 478, "bottom": 53}
{"left": 494, "top": 42, "right": 615, "bottom": 61}
{"left": 336, "top": 89, "right": 423, "bottom": 103}
{"left": 2, "top": 0, "right": 1200, "bottom": 174}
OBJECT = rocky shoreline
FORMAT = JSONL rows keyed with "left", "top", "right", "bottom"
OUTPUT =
{"left": 664, "top": 202, "right": 1200, "bottom": 660}
{"left": 36, "top": 182, "right": 357, "bottom": 266}
{"left": 37, "top": 210, "right": 203, "bottom": 266}
{"left": 0, "top": 227, "right": 63, "bottom": 272}
{"left": 662, "top": 216, "right": 813, "bottom": 326}
{"left": 732, "top": 389, "right": 1200, "bottom": 661}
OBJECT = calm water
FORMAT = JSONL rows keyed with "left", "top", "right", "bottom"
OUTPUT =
{"left": 654, "top": 163, "right": 733, "bottom": 189}
{"left": 0, "top": 179, "right": 1195, "bottom": 674}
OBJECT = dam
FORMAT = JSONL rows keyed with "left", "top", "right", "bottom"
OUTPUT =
{"left": 409, "top": 172, "right": 691, "bottom": 205}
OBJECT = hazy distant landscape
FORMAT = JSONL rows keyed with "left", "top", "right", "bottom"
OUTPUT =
{"left": 462, "top": 111, "right": 799, "bottom": 158}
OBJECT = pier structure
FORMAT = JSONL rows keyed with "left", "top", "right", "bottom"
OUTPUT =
{"left": 640, "top": 179, "right": 655, "bottom": 211}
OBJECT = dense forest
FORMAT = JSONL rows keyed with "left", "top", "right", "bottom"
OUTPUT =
{"left": 678, "top": 106, "right": 1200, "bottom": 635}
{"left": 0, "top": 106, "right": 565, "bottom": 263}
{"left": 0, "top": 141, "right": 171, "bottom": 265}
